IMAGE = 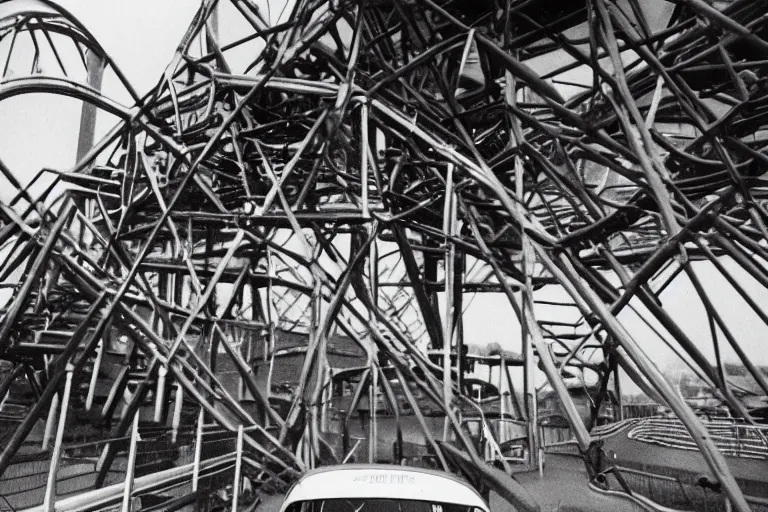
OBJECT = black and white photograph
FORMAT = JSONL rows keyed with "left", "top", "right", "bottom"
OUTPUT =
{"left": 0, "top": 0, "right": 766, "bottom": 510}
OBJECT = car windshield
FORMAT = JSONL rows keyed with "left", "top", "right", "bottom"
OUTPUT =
{"left": 287, "top": 499, "right": 483, "bottom": 512}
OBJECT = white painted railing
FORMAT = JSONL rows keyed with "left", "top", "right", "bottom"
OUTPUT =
{"left": 627, "top": 418, "right": 768, "bottom": 460}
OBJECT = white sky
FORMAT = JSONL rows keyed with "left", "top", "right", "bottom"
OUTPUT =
{"left": 1, "top": 1, "right": 767, "bottom": 397}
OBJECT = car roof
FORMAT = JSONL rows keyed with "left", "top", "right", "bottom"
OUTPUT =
{"left": 280, "top": 464, "right": 489, "bottom": 512}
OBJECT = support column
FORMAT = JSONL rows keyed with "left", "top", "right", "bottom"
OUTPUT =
{"left": 265, "top": 248, "right": 276, "bottom": 429}
{"left": 75, "top": 51, "right": 105, "bottom": 162}
{"left": 310, "top": 288, "right": 323, "bottom": 467}
{"left": 499, "top": 357, "right": 508, "bottom": 443}
{"left": 454, "top": 250, "right": 465, "bottom": 392}
{"left": 231, "top": 424, "right": 244, "bottom": 512}
{"left": 120, "top": 410, "right": 140, "bottom": 512}
{"left": 442, "top": 163, "right": 456, "bottom": 441}
{"left": 361, "top": 101, "right": 370, "bottom": 219}
{"left": 43, "top": 363, "right": 74, "bottom": 512}
{"left": 614, "top": 361, "right": 624, "bottom": 421}
{"left": 425, "top": 249, "right": 442, "bottom": 348}
{"left": 512, "top": 82, "right": 540, "bottom": 470}
{"left": 172, "top": 383, "right": 184, "bottom": 444}
{"left": 74, "top": 49, "right": 105, "bottom": 246}
{"left": 368, "top": 229, "right": 379, "bottom": 462}
{"left": 41, "top": 393, "right": 59, "bottom": 452}
{"left": 154, "top": 365, "right": 168, "bottom": 423}
{"left": 192, "top": 408, "right": 204, "bottom": 492}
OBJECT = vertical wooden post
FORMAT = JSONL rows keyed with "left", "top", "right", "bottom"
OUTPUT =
{"left": 74, "top": 49, "right": 105, "bottom": 243}
{"left": 614, "top": 364, "right": 624, "bottom": 421}
{"left": 454, "top": 253, "right": 465, "bottom": 393}
{"left": 424, "top": 248, "right": 442, "bottom": 349}
{"left": 499, "top": 357, "right": 507, "bottom": 423}
{"left": 76, "top": 51, "right": 105, "bottom": 162}
{"left": 41, "top": 393, "right": 59, "bottom": 451}
{"left": 154, "top": 365, "right": 168, "bottom": 423}
{"left": 238, "top": 327, "right": 248, "bottom": 402}
{"left": 43, "top": 363, "right": 74, "bottom": 512}
{"left": 231, "top": 424, "right": 244, "bottom": 512}
{"left": 172, "top": 383, "right": 184, "bottom": 444}
{"left": 369, "top": 367, "right": 378, "bottom": 463}
{"left": 204, "top": 225, "right": 219, "bottom": 407}
{"left": 309, "top": 287, "right": 322, "bottom": 468}
{"left": 361, "top": 101, "right": 370, "bottom": 218}
{"left": 538, "top": 447, "right": 544, "bottom": 477}
{"left": 442, "top": 164, "right": 455, "bottom": 441}
{"left": 368, "top": 229, "right": 378, "bottom": 462}
{"left": 521, "top": 230, "right": 540, "bottom": 468}
{"left": 510, "top": 73, "right": 540, "bottom": 472}
{"left": 265, "top": 248, "right": 276, "bottom": 429}
{"left": 192, "top": 408, "right": 204, "bottom": 492}
{"left": 120, "top": 410, "right": 140, "bottom": 512}
{"left": 303, "top": 425, "right": 313, "bottom": 469}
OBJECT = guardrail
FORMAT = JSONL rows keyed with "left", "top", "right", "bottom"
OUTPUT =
{"left": 21, "top": 453, "right": 238, "bottom": 512}
{"left": 537, "top": 416, "right": 768, "bottom": 469}
{"left": 590, "top": 418, "right": 642, "bottom": 439}
{"left": 536, "top": 417, "right": 768, "bottom": 512}
{"left": 2, "top": 423, "right": 281, "bottom": 511}
{"left": 627, "top": 418, "right": 768, "bottom": 460}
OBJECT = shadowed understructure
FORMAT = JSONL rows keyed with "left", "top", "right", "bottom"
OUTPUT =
{"left": 1, "top": 0, "right": 768, "bottom": 511}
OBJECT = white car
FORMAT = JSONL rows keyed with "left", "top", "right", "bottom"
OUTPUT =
{"left": 279, "top": 464, "right": 491, "bottom": 512}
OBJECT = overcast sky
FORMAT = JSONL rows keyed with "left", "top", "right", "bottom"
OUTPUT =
{"left": 1, "top": 1, "right": 766, "bottom": 397}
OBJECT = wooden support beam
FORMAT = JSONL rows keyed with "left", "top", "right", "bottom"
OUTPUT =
{"left": 120, "top": 410, "right": 140, "bottom": 512}
{"left": 43, "top": 363, "right": 74, "bottom": 512}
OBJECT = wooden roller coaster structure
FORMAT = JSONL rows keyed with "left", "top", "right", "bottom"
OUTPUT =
{"left": 0, "top": 0, "right": 768, "bottom": 511}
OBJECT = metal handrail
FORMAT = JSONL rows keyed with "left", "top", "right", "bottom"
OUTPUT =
{"left": 627, "top": 418, "right": 768, "bottom": 460}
